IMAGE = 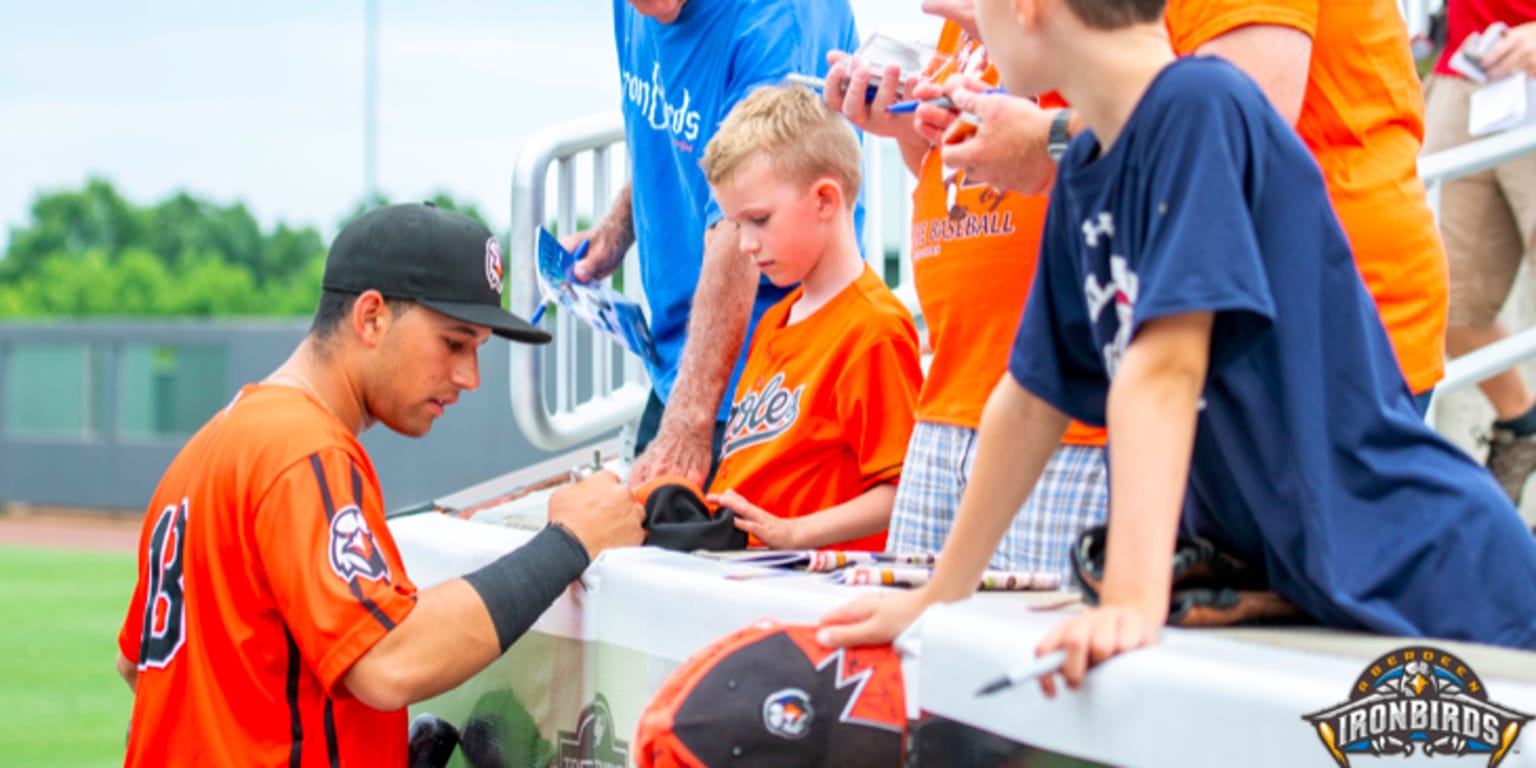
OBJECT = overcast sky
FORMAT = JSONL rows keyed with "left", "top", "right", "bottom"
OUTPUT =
{"left": 0, "top": 0, "right": 932, "bottom": 248}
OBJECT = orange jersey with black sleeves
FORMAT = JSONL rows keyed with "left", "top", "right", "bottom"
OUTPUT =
{"left": 911, "top": 22, "right": 1106, "bottom": 447}
{"left": 1165, "top": 0, "right": 1447, "bottom": 393}
{"left": 708, "top": 266, "right": 922, "bottom": 551}
{"left": 117, "top": 384, "right": 416, "bottom": 767}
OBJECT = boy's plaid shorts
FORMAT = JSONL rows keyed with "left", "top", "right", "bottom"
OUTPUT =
{"left": 886, "top": 420, "right": 1108, "bottom": 583}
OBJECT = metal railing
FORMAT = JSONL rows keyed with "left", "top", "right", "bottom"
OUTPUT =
{"left": 507, "top": 113, "right": 916, "bottom": 452}
{"left": 1420, "top": 125, "right": 1536, "bottom": 424}
{"left": 507, "top": 111, "right": 639, "bottom": 452}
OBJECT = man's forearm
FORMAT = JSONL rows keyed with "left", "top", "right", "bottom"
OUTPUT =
{"left": 598, "top": 183, "right": 637, "bottom": 252}
{"left": 661, "top": 224, "right": 757, "bottom": 434}
{"left": 924, "top": 375, "right": 1069, "bottom": 602}
{"left": 343, "top": 525, "right": 589, "bottom": 711}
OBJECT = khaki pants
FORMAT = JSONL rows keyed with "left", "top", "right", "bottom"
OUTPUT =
{"left": 1423, "top": 74, "right": 1536, "bottom": 327}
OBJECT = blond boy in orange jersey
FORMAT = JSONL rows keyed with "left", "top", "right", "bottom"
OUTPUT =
{"left": 697, "top": 85, "right": 924, "bottom": 552}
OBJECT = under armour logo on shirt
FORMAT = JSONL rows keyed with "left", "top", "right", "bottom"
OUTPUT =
{"left": 1082, "top": 212, "right": 1115, "bottom": 247}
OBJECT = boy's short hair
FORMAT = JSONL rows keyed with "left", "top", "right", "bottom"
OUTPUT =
{"left": 1064, "top": 0, "right": 1166, "bottom": 30}
{"left": 702, "top": 85, "right": 862, "bottom": 206}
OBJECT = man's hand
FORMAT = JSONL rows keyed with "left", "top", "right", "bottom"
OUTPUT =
{"left": 562, "top": 185, "right": 636, "bottom": 284}
{"left": 629, "top": 419, "right": 713, "bottom": 489}
{"left": 561, "top": 228, "right": 629, "bottom": 284}
{"left": 1033, "top": 605, "right": 1161, "bottom": 697}
{"left": 547, "top": 471, "right": 645, "bottom": 558}
{"left": 709, "top": 489, "right": 799, "bottom": 549}
{"left": 815, "top": 589, "right": 930, "bottom": 648}
{"left": 939, "top": 82, "right": 1059, "bottom": 196}
{"left": 824, "top": 52, "right": 922, "bottom": 141}
{"left": 1484, "top": 21, "right": 1536, "bottom": 80}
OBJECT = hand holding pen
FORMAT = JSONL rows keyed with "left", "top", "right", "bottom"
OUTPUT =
{"left": 531, "top": 239, "right": 591, "bottom": 325}
{"left": 817, "top": 51, "right": 924, "bottom": 144}
{"left": 914, "top": 74, "right": 1063, "bottom": 196}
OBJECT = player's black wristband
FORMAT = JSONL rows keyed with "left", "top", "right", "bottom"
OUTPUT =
{"left": 462, "top": 524, "right": 590, "bottom": 653}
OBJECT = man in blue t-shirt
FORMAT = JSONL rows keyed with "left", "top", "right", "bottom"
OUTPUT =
{"left": 567, "top": 0, "right": 861, "bottom": 489}
{"left": 818, "top": 0, "right": 1536, "bottom": 690}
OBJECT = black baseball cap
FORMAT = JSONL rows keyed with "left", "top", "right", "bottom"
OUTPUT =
{"left": 323, "top": 202, "right": 551, "bottom": 343}
{"left": 636, "top": 622, "right": 906, "bottom": 767}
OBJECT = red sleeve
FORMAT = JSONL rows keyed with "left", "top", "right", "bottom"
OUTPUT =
{"left": 835, "top": 327, "right": 923, "bottom": 490}
{"left": 1165, "top": 0, "right": 1318, "bottom": 55}
{"left": 254, "top": 448, "right": 417, "bottom": 696}
{"left": 117, "top": 514, "right": 155, "bottom": 663}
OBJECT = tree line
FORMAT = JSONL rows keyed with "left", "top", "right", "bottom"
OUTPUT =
{"left": 0, "top": 179, "right": 485, "bottom": 318}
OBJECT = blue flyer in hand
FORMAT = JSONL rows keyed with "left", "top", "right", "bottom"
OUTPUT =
{"left": 535, "top": 228, "right": 660, "bottom": 366}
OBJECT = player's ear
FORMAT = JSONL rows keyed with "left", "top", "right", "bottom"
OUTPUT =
{"left": 352, "top": 290, "right": 392, "bottom": 348}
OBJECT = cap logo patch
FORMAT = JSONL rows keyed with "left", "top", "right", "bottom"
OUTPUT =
{"left": 328, "top": 505, "right": 391, "bottom": 583}
{"left": 763, "top": 688, "right": 813, "bottom": 740}
{"left": 485, "top": 237, "right": 504, "bottom": 295}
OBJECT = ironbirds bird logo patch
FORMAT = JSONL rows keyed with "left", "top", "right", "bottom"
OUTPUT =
{"left": 328, "top": 505, "right": 390, "bottom": 583}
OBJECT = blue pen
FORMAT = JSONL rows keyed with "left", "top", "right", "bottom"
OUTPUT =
{"left": 887, "top": 87, "right": 1006, "bottom": 114}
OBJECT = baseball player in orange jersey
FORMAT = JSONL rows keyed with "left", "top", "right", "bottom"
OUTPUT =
{"left": 823, "top": 8, "right": 1109, "bottom": 582}
{"left": 115, "top": 203, "right": 644, "bottom": 766}
{"left": 695, "top": 86, "right": 923, "bottom": 553}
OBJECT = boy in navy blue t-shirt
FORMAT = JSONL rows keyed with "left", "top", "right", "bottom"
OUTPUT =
{"left": 817, "top": 0, "right": 1536, "bottom": 689}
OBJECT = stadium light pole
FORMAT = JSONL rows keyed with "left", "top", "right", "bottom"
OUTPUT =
{"left": 364, "top": 0, "right": 380, "bottom": 203}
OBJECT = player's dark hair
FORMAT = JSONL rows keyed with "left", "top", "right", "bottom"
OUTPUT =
{"left": 309, "top": 289, "right": 414, "bottom": 342}
{"left": 1063, "top": 0, "right": 1166, "bottom": 30}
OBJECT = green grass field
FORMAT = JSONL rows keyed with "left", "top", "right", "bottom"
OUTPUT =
{"left": 0, "top": 546, "right": 137, "bottom": 767}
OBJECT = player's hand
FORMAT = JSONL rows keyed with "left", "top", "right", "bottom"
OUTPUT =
{"left": 1484, "top": 21, "right": 1536, "bottom": 80}
{"left": 547, "top": 471, "right": 645, "bottom": 559}
{"left": 941, "top": 82, "right": 1059, "bottom": 196}
{"left": 815, "top": 589, "right": 930, "bottom": 648}
{"left": 628, "top": 421, "right": 712, "bottom": 490}
{"left": 708, "top": 489, "right": 800, "bottom": 549}
{"left": 823, "top": 52, "right": 923, "bottom": 144}
{"left": 562, "top": 228, "right": 627, "bottom": 284}
{"left": 1033, "top": 605, "right": 1161, "bottom": 698}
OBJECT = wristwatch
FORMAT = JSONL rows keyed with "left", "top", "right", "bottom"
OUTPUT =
{"left": 1047, "top": 108, "right": 1073, "bottom": 162}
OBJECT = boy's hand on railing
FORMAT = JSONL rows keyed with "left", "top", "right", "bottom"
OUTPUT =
{"left": 815, "top": 589, "right": 930, "bottom": 648}
{"left": 1484, "top": 21, "right": 1536, "bottom": 80}
{"left": 1033, "top": 604, "right": 1162, "bottom": 698}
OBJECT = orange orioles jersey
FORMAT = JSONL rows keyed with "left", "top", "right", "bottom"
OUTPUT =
{"left": 707, "top": 266, "right": 922, "bottom": 551}
{"left": 911, "top": 22, "right": 1106, "bottom": 448}
{"left": 117, "top": 384, "right": 418, "bottom": 767}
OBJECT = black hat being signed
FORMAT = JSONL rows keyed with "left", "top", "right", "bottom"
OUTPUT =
{"left": 323, "top": 202, "right": 551, "bottom": 343}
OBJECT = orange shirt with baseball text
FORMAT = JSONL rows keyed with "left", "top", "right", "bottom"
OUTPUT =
{"left": 912, "top": 23, "right": 1106, "bottom": 446}
{"left": 118, "top": 385, "right": 416, "bottom": 767}
{"left": 708, "top": 266, "right": 923, "bottom": 551}
{"left": 1165, "top": 0, "right": 1448, "bottom": 393}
